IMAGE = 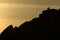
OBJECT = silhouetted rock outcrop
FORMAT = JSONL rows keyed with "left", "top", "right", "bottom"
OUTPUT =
{"left": 0, "top": 8, "right": 60, "bottom": 40}
{"left": 0, "top": 25, "right": 13, "bottom": 40}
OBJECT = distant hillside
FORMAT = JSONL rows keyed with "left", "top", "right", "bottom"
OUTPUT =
{"left": 0, "top": 8, "right": 60, "bottom": 40}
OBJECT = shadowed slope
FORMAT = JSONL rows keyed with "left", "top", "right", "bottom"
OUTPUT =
{"left": 0, "top": 25, "right": 13, "bottom": 40}
{"left": 0, "top": 8, "right": 60, "bottom": 40}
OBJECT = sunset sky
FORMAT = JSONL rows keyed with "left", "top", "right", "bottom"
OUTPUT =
{"left": 0, "top": 0, "right": 60, "bottom": 33}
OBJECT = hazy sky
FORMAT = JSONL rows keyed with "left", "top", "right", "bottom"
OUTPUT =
{"left": 0, "top": 0, "right": 60, "bottom": 33}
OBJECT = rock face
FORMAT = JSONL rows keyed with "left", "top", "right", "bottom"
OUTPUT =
{"left": 0, "top": 8, "right": 60, "bottom": 40}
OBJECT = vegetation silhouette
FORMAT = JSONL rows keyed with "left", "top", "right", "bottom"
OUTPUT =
{"left": 0, "top": 8, "right": 60, "bottom": 40}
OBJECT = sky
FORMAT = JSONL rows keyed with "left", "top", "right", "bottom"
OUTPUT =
{"left": 0, "top": 0, "right": 60, "bottom": 33}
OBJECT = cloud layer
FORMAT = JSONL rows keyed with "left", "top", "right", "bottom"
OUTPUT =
{"left": 0, "top": 3, "right": 60, "bottom": 19}
{"left": 0, "top": 0, "right": 60, "bottom": 6}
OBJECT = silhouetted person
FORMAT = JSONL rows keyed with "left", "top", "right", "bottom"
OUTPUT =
{"left": 1, "top": 8, "right": 60, "bottom": 40}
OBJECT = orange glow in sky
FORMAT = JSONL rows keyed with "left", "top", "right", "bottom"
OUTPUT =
{"left": 0, "top": 0, "right": 60, "bottom": 33}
